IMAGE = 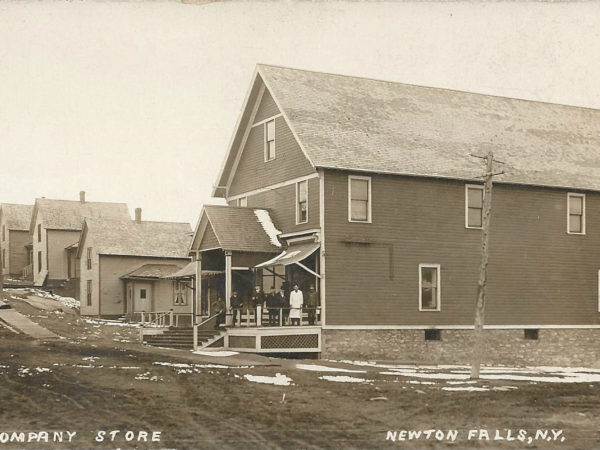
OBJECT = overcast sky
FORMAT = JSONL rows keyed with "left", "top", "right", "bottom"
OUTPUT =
{"left": 1, "top": 2, "right": 599, "bottom": 226}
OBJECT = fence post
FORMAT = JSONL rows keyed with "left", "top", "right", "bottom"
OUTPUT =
{"left": 279, "top": 308, "right": 283, "bottom": 326}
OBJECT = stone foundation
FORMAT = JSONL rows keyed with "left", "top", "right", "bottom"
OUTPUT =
{"left": 322, "top": 328, "right": 600, "bottom": 367}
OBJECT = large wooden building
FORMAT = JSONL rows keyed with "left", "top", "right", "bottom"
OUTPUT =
{"left": 29, "top": 192, "right": 130, "bottom": 294}
{"left": 78, "top": 209, "right": 192, "bottom": 318}
{"left": 189, "top": 64, "right": 600, "bottom": 363}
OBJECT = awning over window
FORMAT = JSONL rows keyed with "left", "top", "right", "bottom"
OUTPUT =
{"left": 255, "top": 242, "right": 320, "bottom": 270}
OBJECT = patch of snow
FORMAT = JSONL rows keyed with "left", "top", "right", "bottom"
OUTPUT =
{"left": 406, "top": 380, "right": 436, "bottom": 385}
{"left": 442, "top": 386, "right": 490, "bottom": 392}
{"left": 244, "top": 373, "right": 292, "bottom": 386}
{"left": 84, "top": 318, "right": 139, "bottom": 327}
{"left": 192, "top": 350, "right": 239, "bottom": 357}
{"left": 296, "top": 364, "right": 366, "bottom": 373}
{"left": 254, "top": 210, "right": 282, "bottom": 247}
{"left": 319, "top": 375, "right": 374, "bottom": 384}
{"left": 492, "top": 386, "right": 519, "bottom": 391}
{"left": 35, "top": 367, "right": 51, "bottom": 373}
{"left": 380, "top": 371, "right": 468, "bottom": 380}
{"left": 153, "top": 362, "right": 193, "bottom": 368}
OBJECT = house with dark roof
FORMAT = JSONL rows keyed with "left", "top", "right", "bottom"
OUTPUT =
{"left": 187, "top": 64, "right": 600, "bottom": 364}
{"left": 77, "top": 208, "right": 192, "bottom": 318}
{"left": 0, "top": 203, "right": 34, "bottom": 279}
{"left": 29, "top": 192, "right": 131, "bottom": 293}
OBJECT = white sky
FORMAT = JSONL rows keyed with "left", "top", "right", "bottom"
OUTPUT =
{"left": 1, "top": 2, "right": 599, "bottom": 226}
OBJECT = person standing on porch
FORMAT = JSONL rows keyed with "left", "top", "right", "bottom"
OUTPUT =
{"left": 277, "top": 286, "right": 289, "bottom": 325}
{"left": 305, "top": 284, "right": 318, "bottom": 326}
{"left": 230, "top": 290, "right": 242, "bottom": 326}
{"left": 266, "top": 286, "right": 279, "bottom": 326}
{"left": 289, "top": 283, "right": 303, "bottom": 326}
{"left": 211, "top": 296, "right": 225, "bottom": 329}
{"left": 251, "top": 285, "right": 266, "bottom": 326}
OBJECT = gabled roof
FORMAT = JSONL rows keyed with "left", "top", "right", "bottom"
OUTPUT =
{"left": 216, "top": 64, "right": 600, "bottom": 194}
{"left": 0, "top": 203, "right": 33, "bottom": 231}
{"left": 31, "top": 198, "right": 130, "bottom": 232}
{"left": 190, "top": 205, "right": 281, "bottom": 253}
{"left": 121, "top": 263, "right": 184, "bottom": 280}
{"left": 79, "top": 218, "right": 192, "bottom": 259}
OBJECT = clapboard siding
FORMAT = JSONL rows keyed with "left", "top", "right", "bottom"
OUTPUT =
{"left": 245, "top": 177, "right": 319, "bottom": 235}
{"left": 8, "top": 230, "right": 29, "bottom": 276}
{"left": 323, "top": 169, "right": 600, "bottom": 326}
{"left": 47, "top": 230, "right": 80, "bottom": 280}
{"left": 228, "top": 114, "right": 315, "bottom": 196}
{"left": 254, "top": 89, "right": 279, "bottom": 124}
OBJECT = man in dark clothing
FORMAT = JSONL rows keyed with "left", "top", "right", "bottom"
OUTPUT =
{"left": 305, "top": 284, "right": 318, "bottom": 325}
{"left": 211, "top": 296, "right": 226, "bottom": 329}
{"left": 250, "top": 285, "right": 266, "bottom": 326}
{"left": 277, "top": 287, "right": 289, "bottom": 325}
{"left": 266, "top": 286, "right": 279, "bottom": 326}
{"left": 230, "top": 290, "right": 242, "bottom": 327}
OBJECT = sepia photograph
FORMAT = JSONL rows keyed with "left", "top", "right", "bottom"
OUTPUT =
{"left": 1, "top": 1, "right": 599, "bottom": 449}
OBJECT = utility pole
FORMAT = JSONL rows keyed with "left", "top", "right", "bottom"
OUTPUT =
{"left": 470, "top": 148, "right": 504, "bottom": 379}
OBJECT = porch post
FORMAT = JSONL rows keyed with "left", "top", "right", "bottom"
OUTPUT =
{"left": 195, "top": 251, "right": 202, "bottom": 326}
{"left": 225, "top": 250, "right": 232, "bottom": 326}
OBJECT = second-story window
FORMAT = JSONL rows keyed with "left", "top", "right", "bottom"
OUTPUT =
{"left": 37, "top": 224, "right": 41, "bottom": 242}
{"left": 466, "top": 185, "right": 484, "bottom": 229}
{"left": 296, "top": 180, "right": 308, "bottom": 224}
{"left": 348, "top": 176, "right": 371, "bottom": 223}
{"left": 264, "top": 119, "right": 275, "bottom": 161}
{"left": 568, "top": 193, "right": 585, "bottom": 234}
{"left": 87, "top": 247, "right": 92, "bottom": 270}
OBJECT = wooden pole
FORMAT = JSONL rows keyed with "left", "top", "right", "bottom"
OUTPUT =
{"left": 194, "top": 252, "right": 202, "bottom": 325}
{"left": 471, "top": 149, "right": 495, "bottom": 379}
{"left": 225, "top": 251, "right": 232, "bottom": 326}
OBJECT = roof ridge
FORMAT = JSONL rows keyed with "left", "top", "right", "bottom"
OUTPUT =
{"left": 257, "top": 63, "right": 600, "bottom": 113}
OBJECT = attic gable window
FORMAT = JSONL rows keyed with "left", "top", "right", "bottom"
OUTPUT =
{"left": 465, "top": 184, "right": 484, "bottom": 229}
{"left": 348, "top": 176, "right": 371, "bottom": 223}
{"left": 567, "top": 193, "right": 585, "bottom": 234}
{"left": 296, "top": 180, "right": 308, "bottom": 224}
{"left": 264, "top": 119, "right": 275, "bottom": 162}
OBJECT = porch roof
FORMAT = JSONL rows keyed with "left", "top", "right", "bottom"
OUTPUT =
{"left": 161, "top": 261, "right": 224, "bottom": 279}
{"left": 121, "top": 263, "right": 184, "bottom": 280}
{"left": 191, "top": 205, "right": 282, "bottom": 253}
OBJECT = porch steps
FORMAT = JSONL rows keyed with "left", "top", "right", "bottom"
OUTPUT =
{"left": 143, "top": 327, "right": 222, "bottom": 350}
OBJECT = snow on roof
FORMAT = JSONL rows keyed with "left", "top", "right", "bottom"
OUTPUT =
{"left": 253, "top": 209, "right": 282, "bottom": 247}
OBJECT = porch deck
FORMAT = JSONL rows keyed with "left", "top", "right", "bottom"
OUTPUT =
{"left": 223, "top": 325, "right": 321, "bottom": 354}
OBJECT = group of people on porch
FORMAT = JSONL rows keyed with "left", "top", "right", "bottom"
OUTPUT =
{"left": 211, "top": 282, "right": 319, "bottom": 327}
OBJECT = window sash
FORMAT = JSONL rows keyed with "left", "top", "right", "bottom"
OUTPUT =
{"left": 466, "top": 186, "right": 484, "bottom": 228}
{"left": 568, "top": 194, "right": 585, "bottom": 234}
{"left": 419, "top": 265, "right": 440, "bottom": 311}
{"left": 349, "top": 177, "right": 371, "bottom": 222}
{"left": 296, "top": 181, "right": 308, "bottom": 223}
{"left": 265, "top": 120, "right": 275, "bottom": 161}
{"left": 86, "top": 280, "right": 92, "bottom": 306}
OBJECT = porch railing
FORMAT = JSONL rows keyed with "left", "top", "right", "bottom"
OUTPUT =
{"left": 230, "top": 307, "right": 321, "bottom": 327}
{"left": 139, "top": 311, "right": 193, "bottom": 328}
{"left": 22, "top": 264, "right": 33, "bottom": 280}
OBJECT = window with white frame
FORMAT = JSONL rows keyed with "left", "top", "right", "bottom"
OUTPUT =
{"left": 296, "top": 180, "right": 308, "bottom": 224}
{"left": 238, "top": 196, "right": 247, "bottom": 207}
{"left": 419, "top": 264, "right": 441, "bottom": 311}
{"left": 348, "top": 176, "right": 371, "bottom": 222}
{"left": 465, "top": 185, "right": 484, "bottom": 229}
{"left": 568, "top": 193, "right": 585, "bottom": 234}
{"left": 174, "top": 281, "right": 186, "bottom": 306}
{"left": 264, "top": 119, "right": 275, "bottom": 161}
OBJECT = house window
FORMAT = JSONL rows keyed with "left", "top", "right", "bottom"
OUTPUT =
{"left": 140, "top": 289, "right": 147, "bottom": 300}
{"left": 264, "top": 119, "right": 275, "bottom": 161}
{"left": 37, "top": 251, "right": 42, "bottom": 273}
{"left": 2, "top": 225, "right": 4, "bottom": 241}
{"left": 466, "top": 185, "right": 484, "bottom": 229}
{"left": 86, "top": 280, "right": 92, "bottom": 306}
{"left": 37, "top": 224, "right": 41, "bottom": 242}
{"left": 174, "top": 281, "right": 186, "bottom": 306}
{"left": 567, "top": 193, "right": 585, "bottom": 234}
{"left": 419, "top": 264, "right": 441, "bottom": 311}
{"left": 2, "top": 249, "right": 5, "bottom": 269}
{"left": 348, "top": 176, "right": 371, "bottom": 222}
{"left": 296, "top": 180, "right": 308, "bottom": 224}
{"left": 86, "top": 247, "right": 92, "bottom": 270}
{"left": 238, "top": 197, "right": 247, "bottom": 207}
